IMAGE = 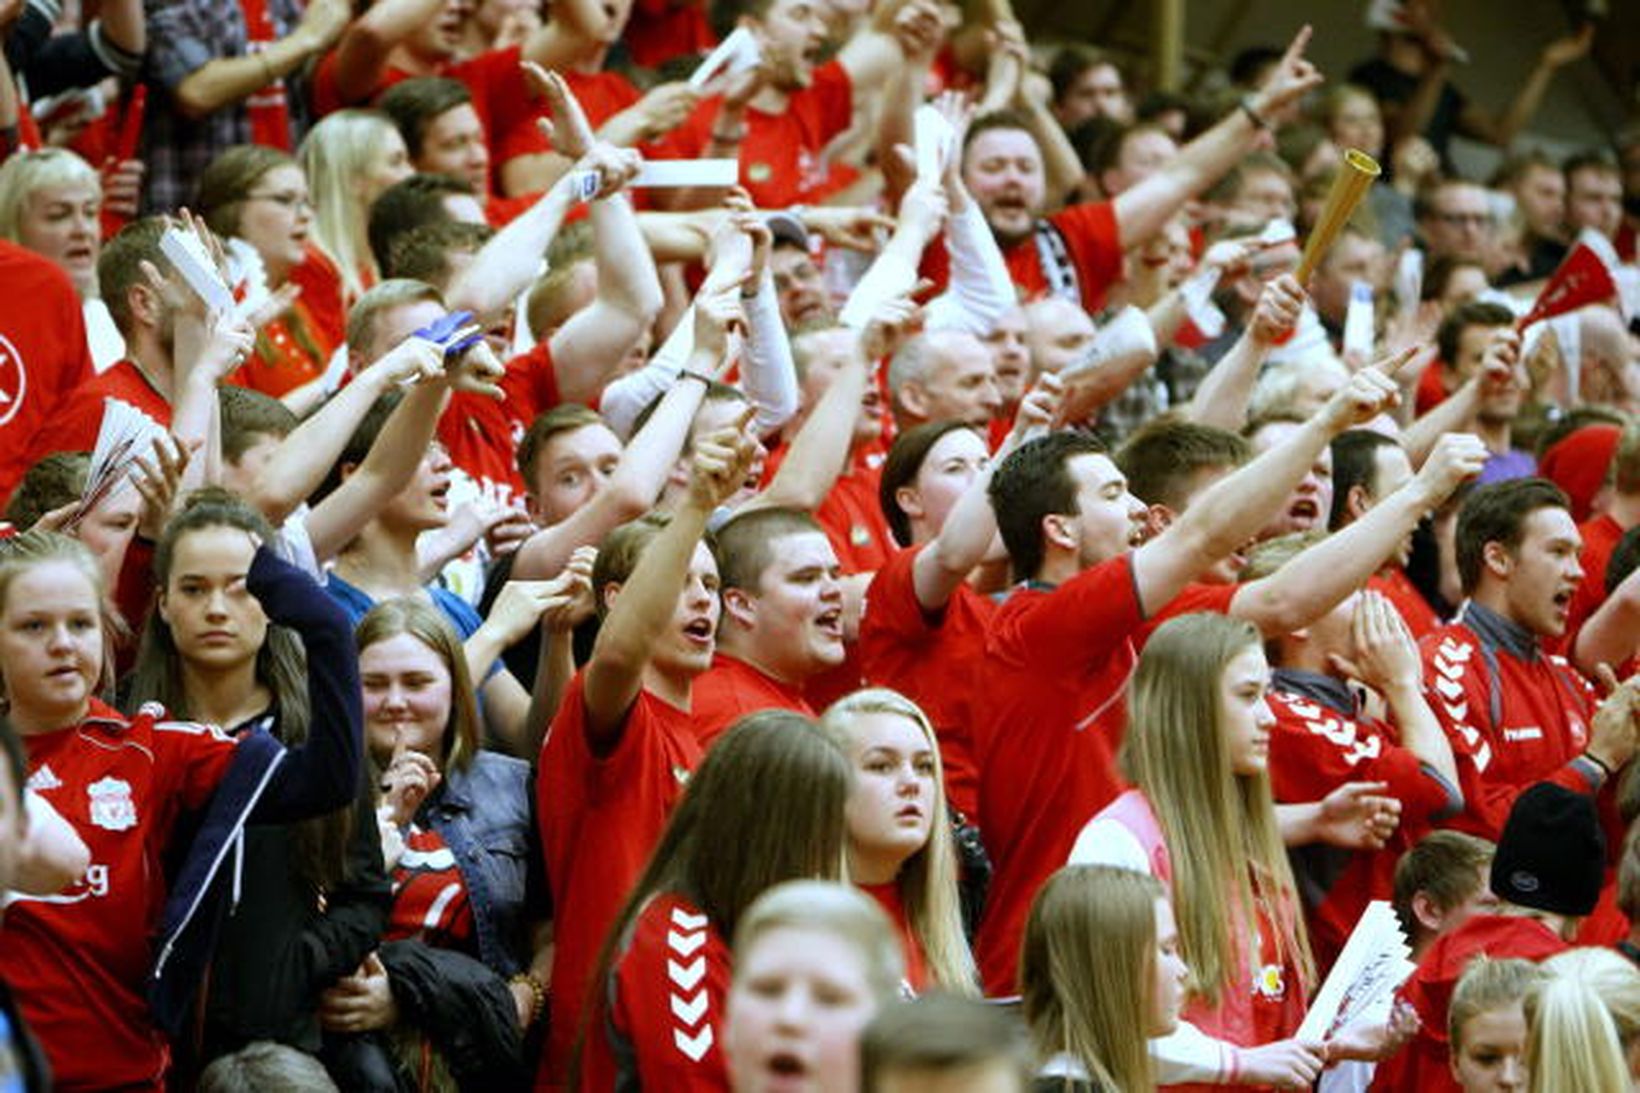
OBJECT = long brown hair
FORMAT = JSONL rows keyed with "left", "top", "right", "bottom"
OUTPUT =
{"left": 1020, "top": 866, "right": 1166, "bottom": 1093}
{"left": 571, "top": 710, "right": 852, "bottom": 1085}
{"left": 126, "top": 490, "right": 350, "bottom": 889}
{"left": 1121, "top": 612, "right": 1313, "bottom": 1008}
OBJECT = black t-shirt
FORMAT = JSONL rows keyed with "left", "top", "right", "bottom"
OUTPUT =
{"left": 1348, "top": 56, "right": 1468, "bottom": 167}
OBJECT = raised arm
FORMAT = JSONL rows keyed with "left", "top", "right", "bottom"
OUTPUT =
{"left": 1112, "top": 26, "right": 1321, "bottom": 250}
{"left": 837, "top": 0, "right": 937, "bottom": 101}
{"left": 1229, "top": 432, "right": 1485, "bottom": 635}
{"left": 1573, "top": 569, "right": 1640, "bottom": 680}
{"left": 1133, "top": 347, "right": 1409, "bottom": 615}
{"left": 1185, "top": 275, "right": 1302, "bottom": 430}
{"left": 1457, "top": 26, "right": 1591, "bottom": 148}
{"left": 581, "top": 413, "right": 759, "bottom": 747}
{"left": 1401, "top": 328, "right": 1518, "bottom": 468}
{"left": 168, "top": 0, "right": 348, "bottom": 121}
{"left": 323, "top": 0, "right": 441, "bottom": 107}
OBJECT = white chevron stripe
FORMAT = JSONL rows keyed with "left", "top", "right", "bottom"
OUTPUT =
{"left": 668, "top": 929, "right": 707, "bottom": 957}
{"left": 674, "top": 1025, "right": 714, "bottom": 1061}
{"left": 671, "top": 990, "right": 708, "bottom": 1026}
{"left": 669, "top": 957, "right": 706, "bottom": 990}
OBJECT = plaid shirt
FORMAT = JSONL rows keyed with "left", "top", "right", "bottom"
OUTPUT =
{"left": 139, "top": 0, "right": 308, "bottom": 214}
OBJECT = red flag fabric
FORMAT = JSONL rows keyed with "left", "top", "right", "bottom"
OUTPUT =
{"left": 1518, "top": 231, "right": 1620, "bottom": 330}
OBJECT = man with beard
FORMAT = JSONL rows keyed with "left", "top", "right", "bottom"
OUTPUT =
{"left": 930, "top": 27, "right": 1321, "bottom": 316}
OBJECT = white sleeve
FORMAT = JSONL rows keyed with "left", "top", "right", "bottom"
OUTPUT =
{"left": 1066, "top": 818, "right": 1151, "bottom": 872}
{"left": 1151, "top": 1021, "right": 1239, "bottom": 1084}
{"left": 600, "top": 308, "right": 695, "bottom": 440}
{"left": 739, "top": 275, "right": 800, "bottom": 435}
{"left": 925, "top": 200, "right": 1016, "bottom": 335}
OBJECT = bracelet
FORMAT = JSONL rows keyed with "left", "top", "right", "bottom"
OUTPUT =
{"left": 678, "top": 368, "right": 714, "bottom": 387}
{"left": 1584, "top": 751, "right": 1615, "bottom": 779}
{"left": 711, "top": 126, "right": 746, "bottom": 144}
{"left": 1239, "top": 97, "right": 1270, "bottom": 131}
{"left": 510, "top": 972, "right": 547, "bottom": 1026}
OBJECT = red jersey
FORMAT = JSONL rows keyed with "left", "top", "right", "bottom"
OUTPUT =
{"left": 228, "top": 295, "right": 336, "bottom": 398}
{"left": 537, "top": 673, "right": 702, "bottom": 1086}
{"left": 21, "top": 358, "right": 172, "bottom": 472}
{"left": 1421, "top": 604, "right": 1599, "bottom": 840}
{"left": 586, "top": 892, "right": 731, "bottom": 1093}
{"left": 1369, "top": 566, "right": 1441, "bottom": 640}
{"left": 622, "top": 0, "right": 715, "bottom": 69}
{"left": 816, "top": 452, "right": 895, "bottom": 576}
{"left": 0, "top": 241, "right": 96, "bottom": 500}
{"left": 0, "top": 700, "right": 238, "bottom": 1092}
{"left": 970, "top": 554, "right": 1144, "bottom": 995}
{"left": 688, "top": 652, "right": 815, "bottom": 749}
{"left": 1133, "top": 580, "right": 1235, "bottom": 648}
{"left": 920, "top": 201, "right": 1123, "bottom": 317}
{"left": 1266, "top": 669, "right": 1460, "bottom": 968}
{"left": 439, "top": 341, "right": 562, "bottom": 503}
{"left": 862, "top": 881, "right": 928, "bottom": 993}
{"left": 856, "top": 544, "right": 993, "bottom": 819}
{"left": 285, "top": 245, "right": 347, "bottom": 348}
{"left": 1414, "top": 359, "right": 1453, "bottom": 417}
{"left": 1371, "top": 914, "right": 1567, "bottom": 1093}
{"left": 494, "top": 68, "right": 642, "bottom": 166}
{"left": 652, "top": 60, "right": 855, "bottom": 209}
{"left": 313, "top": 45, "right": 534, "bottom": 147}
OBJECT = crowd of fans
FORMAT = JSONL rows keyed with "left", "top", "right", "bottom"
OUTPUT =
{"left": 2, "top": 0, "right": 1640, "bottom": 1088}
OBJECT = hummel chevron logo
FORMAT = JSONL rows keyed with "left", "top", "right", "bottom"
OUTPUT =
{"left": 674, "top": 1025, "right": 714, "bottom": 1061}
{"left": 1435, "top": 676, "right": 1464, "bottom": 700}
{"left": 671, "top": 907, "right": 709, "bottom": 931}
{"left": 1438, "top": 640, "right": 1472, "bottom": 662}
{"left": 668, "top": 929, "right": 707, "bottom": 956}
{"left": 671, "top": 990, "right": 708, "bottom": 1026}
{"left": 1435, "top": 659, "right": 1463, "bottom": 681}
{"left": 669, "top": 957, "right": 705, "bottom": 990}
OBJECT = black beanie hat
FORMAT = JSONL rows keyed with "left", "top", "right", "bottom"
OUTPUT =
{"left": 1489, "top": 782, "right": 1606, "bottom": 917}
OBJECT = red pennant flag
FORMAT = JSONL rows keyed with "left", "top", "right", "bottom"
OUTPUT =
{"left": 1518, "top": 231, "right": 1620, "bottom": 330}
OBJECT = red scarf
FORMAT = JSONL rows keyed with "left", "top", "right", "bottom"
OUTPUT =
{"left": 240, "top": 0, "right": 292, "bottom": 150}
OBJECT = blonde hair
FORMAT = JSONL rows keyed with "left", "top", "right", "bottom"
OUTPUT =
{"left": 733, "top": 879, "right": 906, "bottom": 1005}
{"left": 354, "top": 598, "right": 482, "bottom": 772}
{"left": 1122, "top": 612, "right": 1314, "bottom": 1008}
{"left": 0, "top": 147, "right": 100, "bottom": 243}
{"left": 1020, "top": 866, "right": 1165, "bottom": 1093}
{"left": 0, "top": 531, "right": 117, "bottom": 707}
{"left": 1526, "top": 948, "right": 1640, "bottom": 1093}
{"left": 1449, "top": 957, "right": 1541, "bottom": 1050}
{"left": 299, "top": 110, "right": 399, "bottom": 303}
{"left": 821, "top": 688, "right": 979, "bottom": 996}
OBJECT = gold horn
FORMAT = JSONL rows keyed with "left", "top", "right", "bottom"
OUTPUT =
{"left": 1295, "top": 148, "right": 1382, "bottom": 283}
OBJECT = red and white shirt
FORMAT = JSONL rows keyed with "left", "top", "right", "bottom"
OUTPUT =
{"left": 0, "top": 700, "right": 238, "bottom": 1092}
{"left": 1420, "top": 602, "right": 1600, "bottom": 840}
{"left": 0, "top": 242, "right": 96, "bottom": 500}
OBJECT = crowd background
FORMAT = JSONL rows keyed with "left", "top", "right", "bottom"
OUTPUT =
{"left": 1, "top": 0, "right": 1640, "bottom": 1089}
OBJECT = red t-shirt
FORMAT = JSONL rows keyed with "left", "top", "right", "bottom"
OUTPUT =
{"left": 285, "top": 245, "right": 348, "bottom": 348}
{"left": 862, "top": 881, "right": 928, "bottom": 993}
{"left": 1371, "top": 914, "right": 1568, "bottom": 1093}
{"left": 622, "top": 0, "right": 715, "bottom": 69}
{"left": 228, "top": 294, "right": 336, "bottom": 399}
{"left": 970, "top": 554, "right": 1145, "bottom": 995}
{"left": 536, "top": 673, "right": 702, "bottom": 1086}
{"left": 0, "top": 241, "right": 96, "bottom": 501}
{"left": 816, "top": 453, "right": 896, "bottom": 576}
{"left": 1414, "top": 359, "right": 1453, "bottom": 417}
{"left": 1369, "top": 566, "right": 1441, "bottom": 640}
{"left": 586, "top": 892, "right": 731, "bottom": 1093}
{"left": 1266, "top": 675, "right": 1458, "bottom": 968}
{"left": 494, "top": 68, "right": 643, "bottom": 166}
{"left": 652, "top": 60, "right": 855, "bottom": 209}
{"left": 1421, "top": 611, "right": 1598, "bottom": 840}
{"left": 439, "top": 341, "right": 562, "bottom": 503}
{"left": 21, "top": 358, "right": 172, "bottom": 473}
{"left": 920, "top": 201, "right": 1124, "bottom": 318}
{"left": 386, "top": 823, "right": 475, "bottom": 953}
{"left": 688, "top": 652, "right": 815, "bottom": 749}
{"left": 1132, "top": 580, "right": 1236, "bottom": 648}
{"left": 856, "top": 544, "right": 992, "bottom": 820}
{"left": 0, "top": 700, "right": 238, "bottom": 1091}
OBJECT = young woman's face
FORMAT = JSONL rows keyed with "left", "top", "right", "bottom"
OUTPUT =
{"left": 1219, "top": 644, "right": 1275, "bottom": 777}
{"left": 235, "top": 163, "right": 312, "bottom": 280}
{"left": 726, "top": 925, "right": 880, "bottom": 1093}
{"left": 842, "top": 710, "right": 937, "bottom": 877}
{"left": 0, "top": 560, "right": 103, "bottom": 732}
{"left": 18, "top": 177, "right": 101, "bottom": 296}
{"left": 359, "top": 129, "right": 414, "bottom": 207}
{"left": 159, "top": 526, "right": 268, "bottom": 673}
{"left": 1148, "top": 897, "right": 1190, "bottom": 1037}
{"left": 1451, "top": 1003, "right": 1528, "bottom": 1093}
{"left": 359, "top": 632, "right": 454, "bottom": 763}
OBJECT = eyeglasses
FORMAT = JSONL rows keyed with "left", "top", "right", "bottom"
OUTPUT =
{"left": 245, "top": 191, "right": 313, "bottom": 210}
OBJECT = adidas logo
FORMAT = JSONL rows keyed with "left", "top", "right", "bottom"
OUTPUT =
{"left": 26, "top": 765, "right": 62, "bottom": 792}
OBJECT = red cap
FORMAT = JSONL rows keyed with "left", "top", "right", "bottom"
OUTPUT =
{"left": 1538, "top": 423, "right": 1621, "bottom": 523}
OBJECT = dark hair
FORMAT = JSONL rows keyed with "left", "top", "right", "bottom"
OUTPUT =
{"left": 0, "top": 715, "right": 24, "bottom": 810}
{"left": 3, "top": 451, "right": 90, "bottom": 528}
{"left": 126, "top": 489, "right": 352, "bottom": 887}
{"left": 572, "top": 710, "right": 851, "bottom": 1084}
{"left": 860, "top": 994, "right": 1032, "bottom": 1091}
{"left": 378, "top": 76, "right": 473, "bottom": 160}
{"left": 1420, "top": 254, "right": 1489, "bottom": 303}
{"left": 219, "top": 385, "right": 299, "bottom": 466}
{"left": 1607, "top": 524, "right": 1640, "bottom": 597}
{"left": 1563, "top": 149, "right": 1620, "bottom": 184}
{"left": 879, "top": 421, "right": 978, "bottom": 547}
{"left": 367, "top": 173, "right": 476, "bottom": 272}
{"left": 1047, "top": 44, "right": 1120, "bottom": 106}
{"left": 990, "top": 432, "right": 1109, "bottom": 582}
{"left": 195, "top": 145, "right": 295, "bottom": 239}
{"left": 384, "top": 218, "right": 494, "bottom": 286}
{"left": 707, "top": 0, "right": 776, "bottom": 42}
{"left": 1228, "top": 45, "right": 1283, "bottom": 88}
{"left": 712, "top": 507, "right": 825, "bottom": 592}
{"left": 1437, "top": 300, "right": 1514, "bottom": 366}
{"left": 1088, "top": 121, "right": 1171, "bottom": 177}
{"left": 98, "top": 216, "right": 170, "bottom": 335}
{"left": 962, "top": 110, "right": 1037, "bottom": 158}
{"left": 1116, "top": 420, "right": 1249, "bottom": 512}
{"left": 1392, "top": 830, "right": 1495, "bottom": 939}
{"left": 1454, "top": 478, "right": 1570, "bottom": 594}
{"left": 1491, "top": 149, "right": 1562, "bottom": 190}
{"left": 1328, "top": 430, "right": 1402, "bottom": 531}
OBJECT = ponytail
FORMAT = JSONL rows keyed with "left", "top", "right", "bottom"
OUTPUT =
{"left": 1526, "top": 948, "right": 1640, "bottom": 1093}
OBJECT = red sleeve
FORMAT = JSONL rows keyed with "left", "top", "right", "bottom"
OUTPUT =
{"left": 808, "top": 60, "right": 855, "bottom": 147}
{"left": 22, "top": 389, "right": 108, "bottom": 470}
{"left": 1002, "top": 554, "right": 1143, "bottom": 671}
{"left": 1423, "top": 633, "right": 1594, "bottom": 839}
{"left": 1050, "top": 201, "right": 1124, "bottom": 314}
{"left": 859, "top": 546, "right": 936, "bottom": 647}
{"left": 1134, "top": 581, "right": 1236, "bottom": 648}
{"left": 150, "top": 717, "right": 239, "bottom": 815}
{"left": 310, "top": 50, "right": 357, "bottom": 116}
{"left": 610, "top": 902, "right": 731, "bottom": 1091}
{"left": 1267, "top": 694, "right": 1454, "bottom": 822}
{"left": 500, "top": 342, "right": 563, "bottom": 428}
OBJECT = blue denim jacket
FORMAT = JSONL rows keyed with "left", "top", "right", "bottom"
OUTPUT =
{"left": 419, "top": 751, "right": 535, "bottom": 977}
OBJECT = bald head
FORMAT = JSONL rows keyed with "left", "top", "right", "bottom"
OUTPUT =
{"left": 888, "top": 330, "right": 1003, "bottom": 429}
